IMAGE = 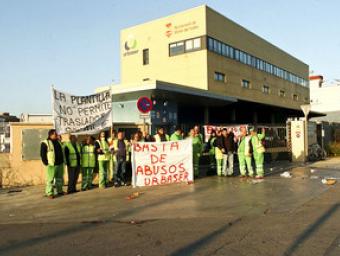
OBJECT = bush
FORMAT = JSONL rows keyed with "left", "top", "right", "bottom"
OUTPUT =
{"left": 325, "top": 142, "right": 340, "bottom": 156}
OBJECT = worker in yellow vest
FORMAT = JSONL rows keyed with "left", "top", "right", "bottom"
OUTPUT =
{"left": 154, "top": 127, "right": 170, "bottom": 142}
{"left": 214, "top": 129, "right": 224, "bottom": 176}
{"left": 250, "top": 127, "right": 266, "bottom": 179}
{"left": 40, "top": 129, "right": 65, "bottom": 199}
{"left": 95, "top": 131, "right": 111, "bottom": 188}
{"left": 81, "top": 136, "right": 96, "bottom": 190}
{"left": 112, "top": 131, "right": 130, "bottom": 187}
{"left": 64, "top": 134, "right": 81, "bottom": 193}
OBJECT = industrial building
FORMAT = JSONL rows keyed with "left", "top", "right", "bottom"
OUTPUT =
{"left": 97, "top": 5, "right": 313, "bottom": 136}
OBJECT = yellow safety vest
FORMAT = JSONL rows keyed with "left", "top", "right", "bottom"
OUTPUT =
{"left": 81, "top": 144, "right": 96, "bottom": 168}
{"left": 42, "top": 139, "right": 63, "bottom": 166}
{"left": 96, "top": 139, "right": 111, "bottom": 161}
{"left": 64, "top": 142, "right": 81, "bottom": 167}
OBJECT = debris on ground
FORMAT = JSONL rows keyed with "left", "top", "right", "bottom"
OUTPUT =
{"left": 249, "top": 179, "right": 264, "bottom": 184}
{"left": 310, "top": 169, "right": 316, "bottom": 173}
{"left": 7, "top": 189, "right": 22, "bottom": 193}
{"left": 126, "top": 192, "right": 144, "bottom": 200}
{"left": 310, "top": 175, "right": 319, "bottom": 179}
{"left": 321, "top": 178, "right": 337, "bottom": 185}
{"left": 280, "top": 171, "right": 292, "bottom": 178}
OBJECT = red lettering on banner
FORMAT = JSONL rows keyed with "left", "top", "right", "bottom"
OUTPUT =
{"left": 169, "top": 165, "right": 177, "bottom": 174}
{"left": 145, "top": 165, "right": 152, "bottom": 175}
{"left": 161, "top": 176, "right": 167, "bottom": 184}
{"left": 178, "top": 163, "right": 185, "bottom": 172}
{"left": 151, "top": 144, "right": 157, "bottom": 152}
{"left": 136, "top": 166, "right": 144, "bottom": 175}
{"left": 134, "top": 143, "right": 142, "bottom": 152}
{"left": 161, "top": 165, "right": 168, "bottom": 175}
{"left": 150, "top": 154, "right": 167, "bottom": 164}
{"left": 183, "top": 171, "right": 189, "bottom": 180}
{"left": 144, "top": 178, "right": 151, "bottom": 186}
{"left": 152, "top": 177, "right": 159, "bottom": 185}
{"left": 170, "top": 142, "right": 179, "bottom": 151}
{"left": 174, "top": 174, "right": 178, "bottom": 182}
{"left": 168, "top": 175, "right": 172, "bottom": 183}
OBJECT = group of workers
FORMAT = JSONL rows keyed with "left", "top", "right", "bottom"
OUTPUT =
{"left": 40, "top": 125, "right": 265, "bottom": 199}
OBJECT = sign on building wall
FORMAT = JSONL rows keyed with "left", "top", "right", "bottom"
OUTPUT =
{"left": 131, "top": 140, "right": 193, "bottom": 187}
{"left": 22, "top": 129, "right": 50, "bottom": 160}
{"left": 52, "top": 88, "right": 112, "bottom": 134}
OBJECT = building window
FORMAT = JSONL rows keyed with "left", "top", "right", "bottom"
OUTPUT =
{"left": 293, "top": 94, "right": 299, "bottom": 101}
{"left": 185, "top": 38, "right": 201, "bottom": 52}
{"left": 279, "top": 89, "right": 285, "bottom": 97}
{"left": 214, "top": 72, "right": 225, "bottom": 82}
{"left": 169, "top": 42, "right": 184, "bottom": 56}
{"left": 143, "top": 49, "right": 149, "bottom": 65}
{"left": 262, "top": 85, "right": 270, "bottom": 94}
{"left": 206, "top": 36, "right": 308, "bottom": 88}
{"left": 170, "top": 37, "right": 201, "bottom": 56}
{"left": 242, "top": 79, "right": 250, "bottom": 89}
{"left": 304, "top": 97, "right": 309, "bottom": 103}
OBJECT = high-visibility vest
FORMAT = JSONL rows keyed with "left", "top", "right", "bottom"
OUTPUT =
{"left": 64, "top": 142, "right": 81, "bottom": 167}
{"left": 251, "top": 134, "right": 265, "bottom": 154}
{"left": 112, "top": 139, "right": 130, "bottom": 161}
{"left": 81, "top": 144, "right": 96, "bottom": 168}
{"left": 170, "top": 133, "right": 183, "bottom": 141}
{"left": 42, "top": 139, "right": 63, "bottom": 166}
{"left": 96, "top": 139, "right": 111, "bottom": 161}
{"left": 154, "top": 134, "right": 169, "bottom": 142}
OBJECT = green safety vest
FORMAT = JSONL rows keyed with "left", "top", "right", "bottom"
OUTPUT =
{"left": 64, "top": 142, "right": 81, "bottom": 167}
{"left": 112, "top": 139, "right": 130, "bottom": 161}
{"left": 251, "top": 133, "right": 265, "bottom": 154}
{"left": 192, "top": 135, "right": 203, "bottom": 155}
{"left": 170, "top": 133, "right": 183, "bottom": 141}
{"left": 81, "top": 144, "right": 96, "bottom": 168}
{"left": 154, "top": 134, "right": 170, "bottom": 142}
{"left": 42, "top": 139, "right": 63, "bottom": 166}
{"left": 96, "top": 139, "right": 111, "bottom": 161}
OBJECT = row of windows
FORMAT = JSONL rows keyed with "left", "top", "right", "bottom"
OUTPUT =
{"left": 169, "top": 37, "right": 201, "bottom": 56}
{"left": 240, "top": 79, "right": 302, "bottom": 100}
{"left": 208, "top": 37, "right": 308, "bottom": 87}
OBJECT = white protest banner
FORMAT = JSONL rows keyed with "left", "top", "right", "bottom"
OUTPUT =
{"left": 203, "top": 124, "right": 248, "bottom": 142}
{"left": 52, "top": 88, "right": 112, "bottom": 134}
{"left": 131, "top": 140, "right": 193, "bottom": 187}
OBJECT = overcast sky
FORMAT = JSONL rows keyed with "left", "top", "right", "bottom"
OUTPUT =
{"left": 1, "top": 0, "right": 339, "bottom": 115}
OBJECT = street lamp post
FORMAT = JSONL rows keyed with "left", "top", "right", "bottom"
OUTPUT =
{"left": 301, "top": 104, "right": 311, "bottom": 162}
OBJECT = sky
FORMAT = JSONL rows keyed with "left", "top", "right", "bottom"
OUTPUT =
{"left": 1, "top": 0, "right": 339, "bottom": 115}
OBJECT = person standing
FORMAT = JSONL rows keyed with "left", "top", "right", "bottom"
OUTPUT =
{"left": 154, "top": 127, "right": 169, "bottom": 142}
{"left": 81, "top": 136, "right": 96, "bottom": 190}
{"left": 194, "top": 125, "right": 204, "bottom": 143}
{"left": 250, "top": 127, "right": 266, "bottom": 179}
{"left": 64, "top": 134, "right": 81, "bottom": 194}
{"left": 95, "top": 131, "right": 111, "bottom": 188}
{"left": 189, "top": 128, "right": 203, "bottom": 178}
{"left": 222, "top": 128, "right": 236, "bottom": 176}
{"left": 170, "top": 126, "right": 183, "bottom": 141}
{"left": 143, "top": 130, "right": 153, "bottom": 142}
{"left": 214, "top": 129, "right": 223, "bottom": 176}
{"left": 40, "top": 129, "right": 65, "bottom": 199}
{"left": 112, "top": 131, "right": 130, "bottom": 187}
{"left": 237, "top": 127, "right": 254, "bottom": 178}
{"left": 207, "top": 130, "right": 217, "bottom": 171}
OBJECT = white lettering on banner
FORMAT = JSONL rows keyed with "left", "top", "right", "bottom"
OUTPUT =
{"left": 52, "top": 88, "right": 112, "bottom": 134}
{"left": 131, "top": 140, "right": 193, "bottom": 187}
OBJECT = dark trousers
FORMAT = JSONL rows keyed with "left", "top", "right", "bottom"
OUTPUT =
{"left": 115, "top": 157, "right": 127, "bottom": 184}
{"left": 67, "top": 166, "right": 80, "bottom": 193}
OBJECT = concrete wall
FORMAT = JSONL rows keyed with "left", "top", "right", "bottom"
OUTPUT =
{"left": 1, "top": 123, "right": 53, "bottom": 187}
